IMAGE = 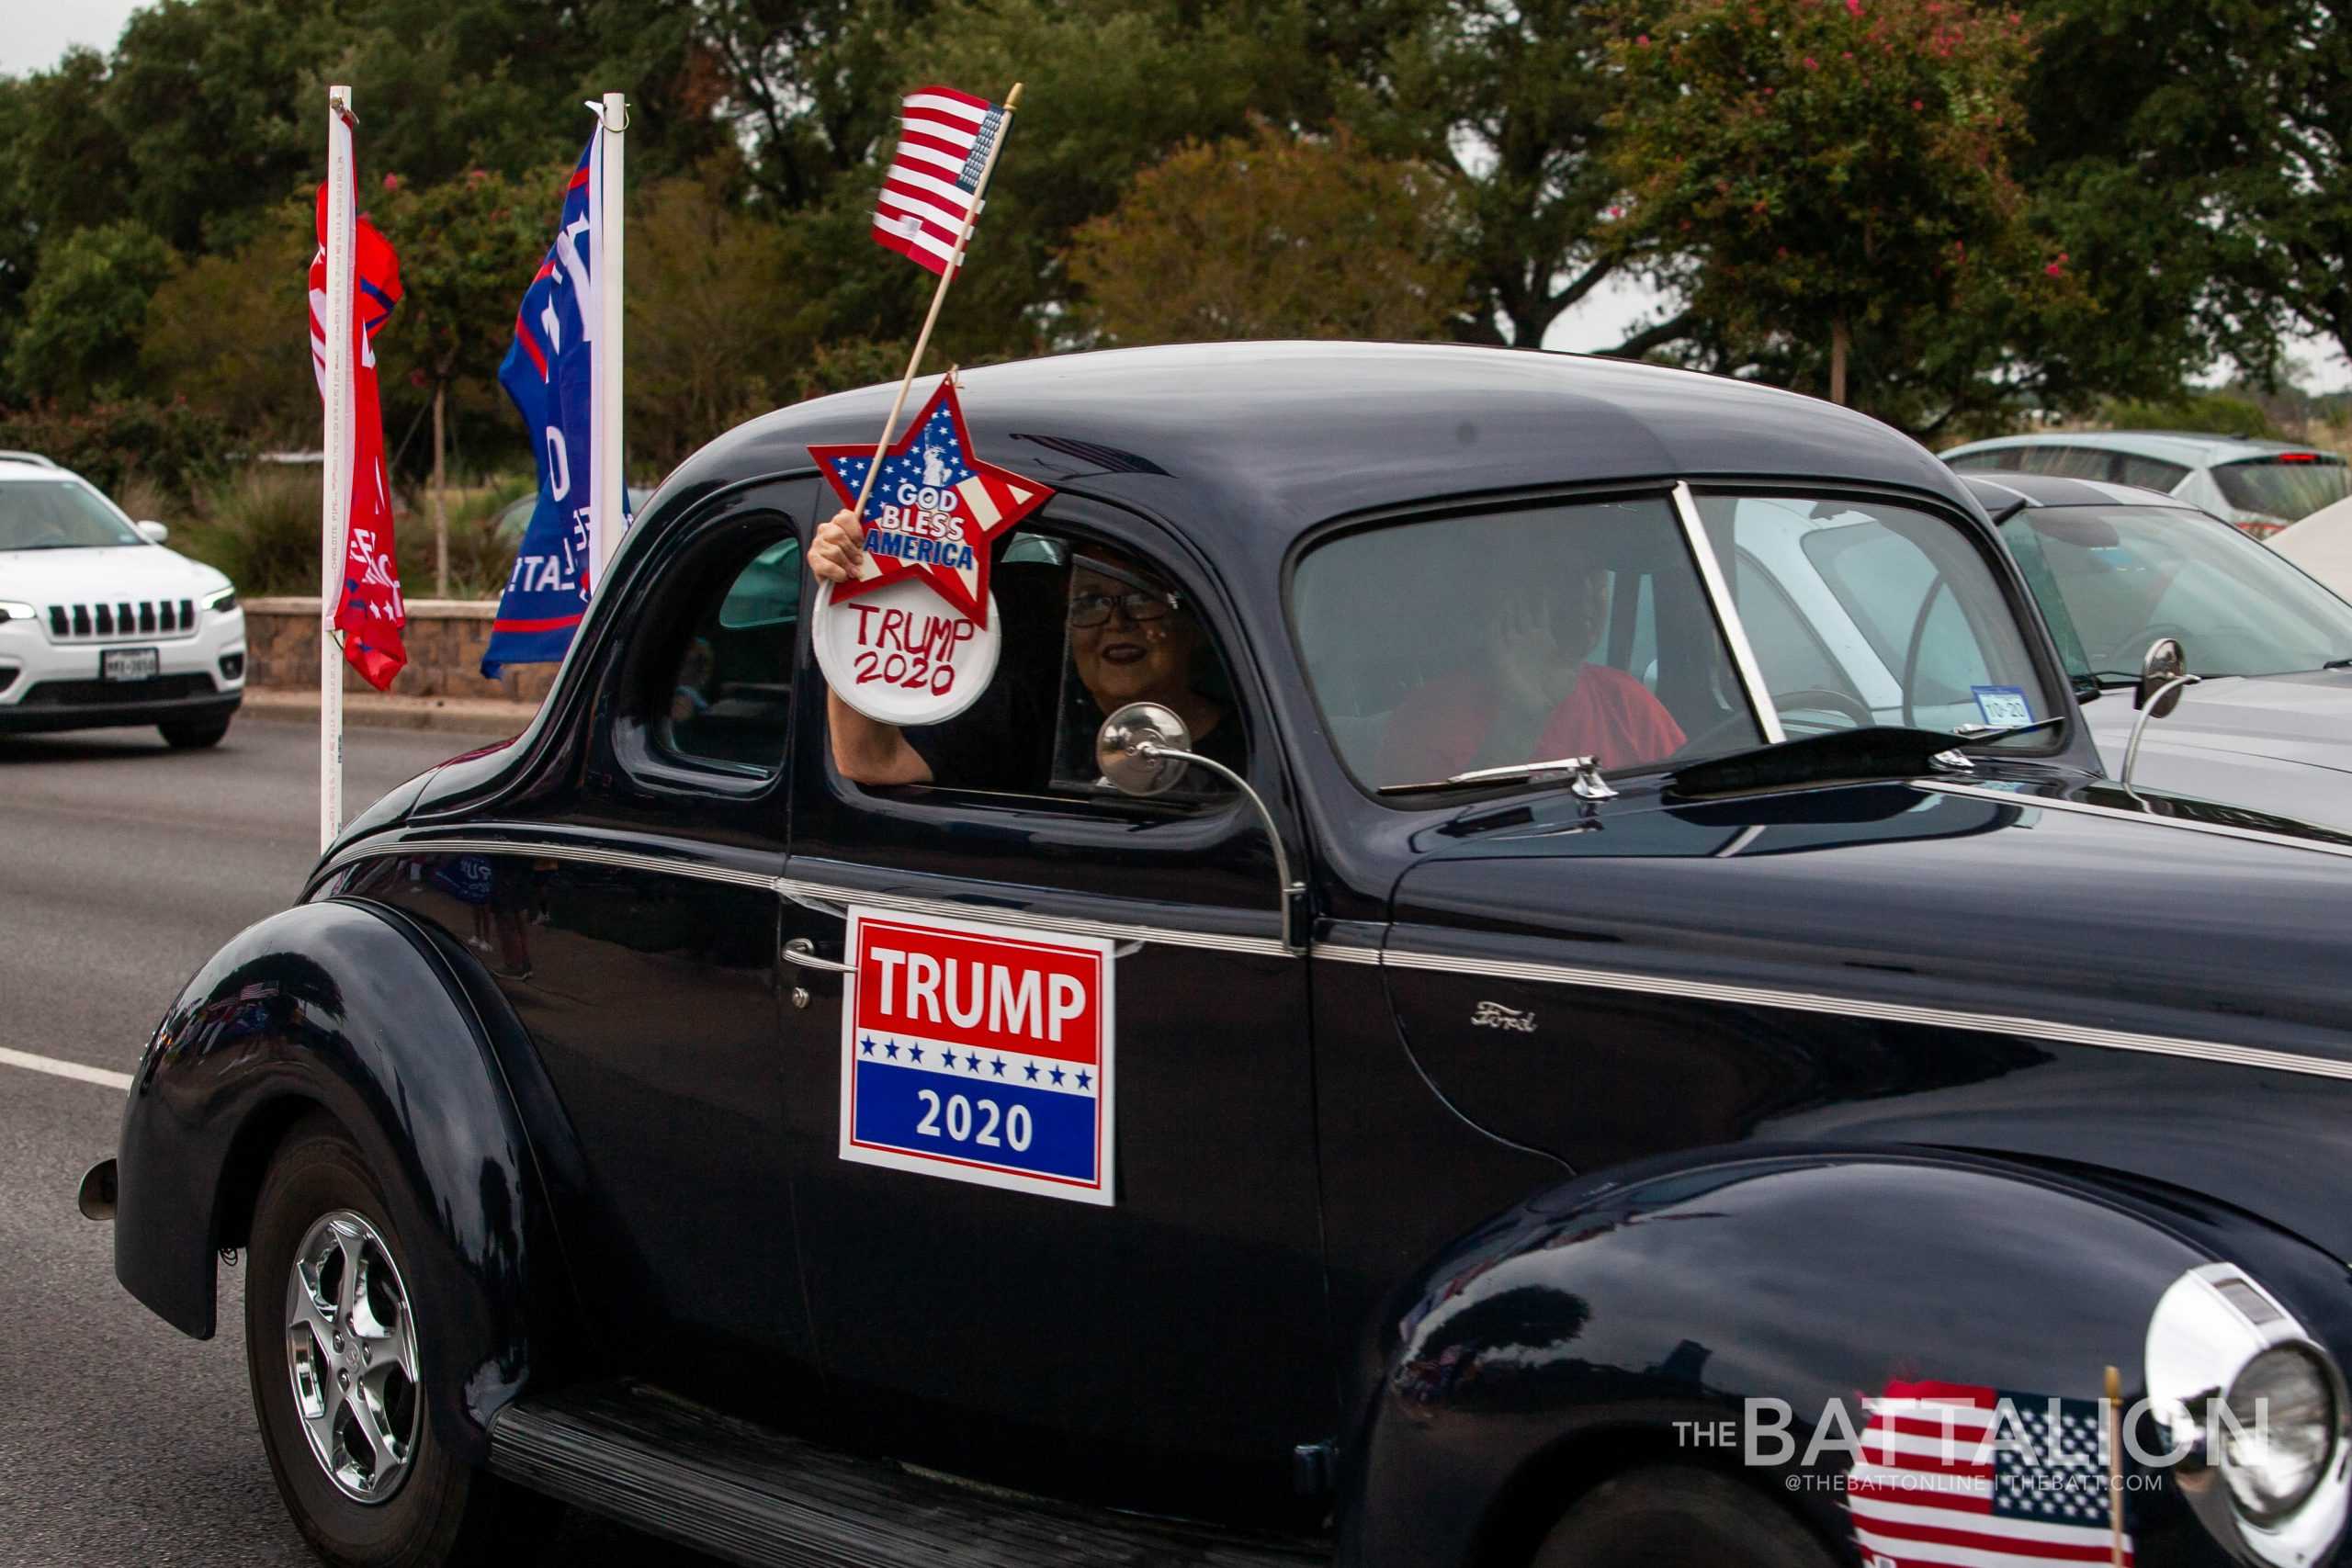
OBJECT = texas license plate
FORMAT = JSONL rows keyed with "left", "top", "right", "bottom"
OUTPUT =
{"left": 101, "top": 647, "right": 160, "bottom": 682}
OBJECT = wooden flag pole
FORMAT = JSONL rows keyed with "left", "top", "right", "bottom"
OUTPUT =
{"left": 846, "top": 82, "right": 1024, "bottom": 555}
{"left": 2104, "top": 1363, "right": 2126, "bottom": 1567}
{"left": 319, "top": 85, "right": 357, "bottom": 852}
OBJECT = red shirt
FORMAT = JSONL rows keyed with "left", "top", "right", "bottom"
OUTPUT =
{"left": 1377, "top": 664, "right": 1688, "bottom": 784}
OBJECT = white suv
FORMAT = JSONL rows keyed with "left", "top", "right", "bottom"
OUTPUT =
{"left": 0, "top": 454, "right": 246, "bottom": 748}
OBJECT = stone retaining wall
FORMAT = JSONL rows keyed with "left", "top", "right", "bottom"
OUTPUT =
{"left": 242, "top": 598, "right": 559, "bottom": 703}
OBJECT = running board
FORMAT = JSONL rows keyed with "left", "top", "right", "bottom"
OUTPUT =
{"left": 488, "top": 1381, "right": 1328, "bottom": 1568}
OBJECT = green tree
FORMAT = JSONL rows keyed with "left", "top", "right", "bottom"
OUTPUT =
{"left": 625, "top": 170, "right": 806, "bottom": 469}
{"left": 2007, "top": 0, "right": 2304, "bottom": 401}
{"left": 375, "top": 165, "right": 560, "bottom": 594}
{"left": 1606, "top": 0, "right": 2073, "bottom": 426}
{"left": 1067, "top": 122, "right": 1469, "bottom": 344}
{"left": 140, "top": 201, "right": 316, "bottom": 444}
{"left": 1342, "top": 0, "right": 1669, "bottom": 349}
{"left": 868, "top": 0, "right": 1332, "bottom": 363}
{"left": 6, "top": 220, "right": 176, "bottom": 405}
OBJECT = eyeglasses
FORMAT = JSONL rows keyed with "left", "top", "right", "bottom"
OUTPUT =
{"left": 1068, "top": 589, "right": 1180, "bottom": 628}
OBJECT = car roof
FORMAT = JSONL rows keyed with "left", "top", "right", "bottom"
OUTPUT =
{"left": 0, "top": 459, "right": 78, "bottom": 483}
{"left": 657, "top": 342, "right": 1969, "bottom": 571}
{"left": 1957, "top": 472, "right": 2202, "bottom": 513}
{"left": 1941, "top": 430, "right": 2335, "bottom": 467}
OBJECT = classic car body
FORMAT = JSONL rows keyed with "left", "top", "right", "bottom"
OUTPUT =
{"left": 98, "top": 344, "right": 2352, "bottom": 1568}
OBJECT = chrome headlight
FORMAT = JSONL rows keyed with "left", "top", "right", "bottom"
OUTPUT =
{"left": 203, "top": 585, "right": 239, "bottom": 613}
{"left": 2148, "top": 1263, "right": 2350, "bottom": 1567}
{"left": 2224, "top": 1346, "right": 2338, "bottom": 1524}
{"left": 0, "top": 599, "right": 35, "bottom": 623}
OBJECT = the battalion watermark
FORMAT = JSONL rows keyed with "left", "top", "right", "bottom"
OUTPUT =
{"left": 1674, "top": 1393, "right": 2277, "bottom": 1473}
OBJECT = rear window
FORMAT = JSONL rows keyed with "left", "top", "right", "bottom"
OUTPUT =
{"left": 2211, "top": 457, "right": 2350, "bottom": 523}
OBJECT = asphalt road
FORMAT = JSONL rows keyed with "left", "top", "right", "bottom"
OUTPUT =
{"left": 0, "top": 715, "right": 704, "bottom": 1567}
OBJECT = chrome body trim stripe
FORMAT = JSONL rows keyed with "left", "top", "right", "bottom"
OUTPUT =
{"left": 1313, "top": 943, "right": 1385, "bottom": 966}
{"left": 1917, "top": 781, "right": 2352, "bottom": 865}
{"left": 322, "top": 834, "right": 778, "bottom": 890}
{"left": 774, "top": 876, "right": 1293, "bottom": 959}
{"left": 1377, "top": 945, "right": 2352, "bottom": 1083}
{"left": 322, "top": 835, "right": 1295, "bottom": 957}
{"left": 1672, "top": 480, "right": 1785, "bottom": 745}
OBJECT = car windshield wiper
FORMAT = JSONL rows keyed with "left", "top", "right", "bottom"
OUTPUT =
{"left": 2324, "top": 657, "right": 2352, "bottom": 671}
{"left": 1378, "top": 754, "right": 1616, "bottom": 797}
{"left": 1666, "top": 719, "right": 2058, "bottom": 799}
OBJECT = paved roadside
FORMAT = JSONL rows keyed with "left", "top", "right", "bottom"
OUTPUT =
{"left": 0, "top": 712, "right": 708, "bottom": 1566}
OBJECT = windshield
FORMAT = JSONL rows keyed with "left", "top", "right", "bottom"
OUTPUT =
{"left": 2211, "top": 457, "right": 2349, "bottom": 522}
{"left": 0, "top": 479, "right": 142, "bottom": 550}
{"left": 1292, "top": 490, "right": 2053, "bottom": 795}
{"left": 1998, "top": 503, "right": 2352, "bottom": 679}
{"left": 1711, "top": 492, "right": 2052, "bottom": 741}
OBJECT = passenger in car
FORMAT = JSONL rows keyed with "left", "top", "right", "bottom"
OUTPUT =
{"left": 1376, "top": 554, "right": 1686, "bottom": 784}
{"left": 809, "top": 510, "right": 1242, "bottom": 790}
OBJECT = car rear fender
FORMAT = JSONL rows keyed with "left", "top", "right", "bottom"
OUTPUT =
{"left": 1338, "top": 1147, "right": 2346, "bottom": 1568}
{"left": 111, "top": 897, "right": 570, "bottom": 1461}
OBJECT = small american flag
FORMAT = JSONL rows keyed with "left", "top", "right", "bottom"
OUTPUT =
{"left": 871, "top": 85, "right": 1008, "bottom": 276}
{"left": 1849, "top": 1381, "right": 2132, "bottom": 1567}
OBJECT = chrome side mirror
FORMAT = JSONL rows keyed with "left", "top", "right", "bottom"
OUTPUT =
{"left": 2121, "top": 637, "right": 2201, "bottom": 797}
{"left": 2136, "top": 637, "right": 2191, "bottom": 716}
{"left": 134, "top": 520, "right": 169, "bottom": 545}
{"left": 1095, "top": 701, "right": 1192, "bottom": 797}
{"left": 1094, "top": 701, "right": 1308, "bottom": 953}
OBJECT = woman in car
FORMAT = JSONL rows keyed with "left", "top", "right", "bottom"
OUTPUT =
{"left": 810, "top": 509, "right": 1241, "bottom": 789}
{"left": 1376, "top": 552, "right": 1686, "bottom": 784}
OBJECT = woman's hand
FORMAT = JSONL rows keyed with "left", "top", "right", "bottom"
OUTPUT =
{"left": 808, "top": 509, "right": 868, "bottom": 584}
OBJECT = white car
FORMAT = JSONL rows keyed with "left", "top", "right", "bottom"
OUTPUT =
{"left": 0, "top": 454, "right": 245, "bottom": 747}
{"left": 1939, "top": 430, "right": 2350, "bottom": 538}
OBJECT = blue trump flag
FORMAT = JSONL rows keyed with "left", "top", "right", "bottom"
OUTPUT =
{"left": 483, "top": 136, "right": 623, "bottom": 677}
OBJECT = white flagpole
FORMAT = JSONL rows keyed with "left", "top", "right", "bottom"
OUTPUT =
{"left": 848, "top": 82, "right": 1023, "bottom": 535}
{"left": 588, "top": 93, "right": 628, "bottom": 589}
{"left": 320, "top": 86, "right": 356, "bottom": 852}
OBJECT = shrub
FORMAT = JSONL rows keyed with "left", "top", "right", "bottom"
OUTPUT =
{"left": 0, "top": 398, "right": 230, "bottom": 503}
{"left": 174, "top": 467, "right": 322, "bottom": 595}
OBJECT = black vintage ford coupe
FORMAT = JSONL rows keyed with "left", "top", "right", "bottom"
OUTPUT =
{"left": 92, "top": 344, "right": 2352, "bottom": 1568}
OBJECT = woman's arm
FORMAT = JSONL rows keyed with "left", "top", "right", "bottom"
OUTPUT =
{"left": 809, "top": 510, "right": 934, "bottom": 785}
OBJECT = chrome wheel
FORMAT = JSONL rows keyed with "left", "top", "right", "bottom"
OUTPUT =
{"left": 284, "top": 1209, "right": 422, "bottom": 1504}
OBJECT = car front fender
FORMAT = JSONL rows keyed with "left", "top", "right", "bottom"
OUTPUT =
{"left": 1338, "top": 1148, "right": 2345, "bottom": 1568}
{"left": 111, "top": 897, "right": 566, "bottom": 1461}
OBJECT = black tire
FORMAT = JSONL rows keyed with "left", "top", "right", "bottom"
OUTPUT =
{"left": 1529, "top": 1466, "right": 1836, "bottom": 1568}
{"left": 160, "top": 716, "right": 231, "bottom": 749}
{"left": 244, "top": 1115, "right": 549, "bottom": 1568}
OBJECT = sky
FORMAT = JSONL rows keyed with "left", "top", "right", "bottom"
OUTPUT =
{"left": 5, "top": 0, "right": 2346, "bottom": 392}
{"left": 0, "top": 0, "right": 145, "bottom": 77}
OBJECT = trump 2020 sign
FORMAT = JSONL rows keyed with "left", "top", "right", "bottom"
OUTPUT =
{"left": 839, "top": 908, "right": 1115, "bottom": 1205}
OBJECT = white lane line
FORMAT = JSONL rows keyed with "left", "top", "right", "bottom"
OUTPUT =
{"left": 0, "top": 1047, "right": 133, "bottom": 1091}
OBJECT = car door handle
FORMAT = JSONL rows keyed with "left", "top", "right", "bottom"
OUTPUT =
{"left": 781, "top": 937, "right": 857, "bottom": 975}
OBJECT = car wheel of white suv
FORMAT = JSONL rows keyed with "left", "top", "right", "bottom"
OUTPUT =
{"left": 159, "top": 716, "right": 231, "bottom": 750}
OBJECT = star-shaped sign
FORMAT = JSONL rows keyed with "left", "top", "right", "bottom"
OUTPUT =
{"left": 808, "top": 379, "right": 1054, "bottom": 627}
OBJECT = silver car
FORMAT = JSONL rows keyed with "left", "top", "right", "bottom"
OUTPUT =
{"left": 1940, "top": 430, "right": 2349, "bottom": 538}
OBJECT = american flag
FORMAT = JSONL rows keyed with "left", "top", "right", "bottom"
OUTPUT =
{"left": 1849, "top": 1381, "right": 2132, "bottom": 1567}
{"left": 871, "top": 85, "right": 1009, "bottom": 276}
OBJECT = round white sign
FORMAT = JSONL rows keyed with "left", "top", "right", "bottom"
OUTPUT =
{"left": 810, "top": 576, "right": 1002, "bottom": 727}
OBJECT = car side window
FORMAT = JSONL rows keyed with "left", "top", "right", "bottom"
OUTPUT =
{"left": 2022, "top": 446, "right": 2118, "bottom": 481}
{"left": 1946, "top": 449, "right": 2021, "bottom": 474}
{"left": 829, "top": 527, "right": 1248, "bottom": 807}
{"left": 2116, "top": 454, "right": 2189, "bottom": 491}
{"left": 661, "top": 536, "right": 801, "bottom": 772}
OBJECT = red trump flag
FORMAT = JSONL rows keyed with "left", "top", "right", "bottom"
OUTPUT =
{"left": 307, "top": 180, "right": 407, "bottom": 691}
